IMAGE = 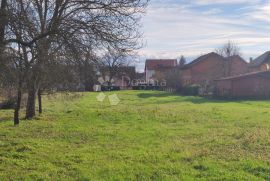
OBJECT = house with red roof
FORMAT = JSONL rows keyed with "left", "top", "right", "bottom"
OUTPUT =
{"left": 181, "top": 52, "right": 248, "bottom": 90}
{"left": 143, "top": 51, "right": 270, "bottom": 98}
{"left": 145, "top": 59, "right": 177, "bottom": 83}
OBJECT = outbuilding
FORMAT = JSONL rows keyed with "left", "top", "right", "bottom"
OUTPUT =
{"left": 215, "top": 71, "right": 270, "bottom": 98}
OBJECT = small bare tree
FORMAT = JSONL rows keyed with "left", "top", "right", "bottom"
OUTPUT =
{"left": 165, "top": 67, "right": 182, "bottom": 91}
{"left": 216, "top": 40, "right": 241, "bottom": 76}
{"left": 75, "top": 47, "right": 99, "bottom": 91}
{"left": 99, "top": 48, "right": 134, "bottom": 86}
{"left": 216, "top": 40, "right": 241, "bottom": 58}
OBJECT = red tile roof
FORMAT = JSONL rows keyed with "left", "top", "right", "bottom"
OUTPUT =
{"left": 228, "top": 55, "right": 247, "bottom": 64}
{"left": 181, "top": 52, "right": 247, "bottom": 69}
{"left": 181, "top": 52, "right": 221, "bottom": 69}
{"left": 145, "top": 59, "right": 177, "bottom": 70}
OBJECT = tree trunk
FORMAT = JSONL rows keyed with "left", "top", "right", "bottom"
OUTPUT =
{"left": 0, "top": 0, "right": 7, "bottom": 62}
{"left": 0, "top": 0, "right": 7, "bottom": 44}
{"left": 14, "top": 86, "right": 22, "bottom": 126}
{"left": 38, "top": 89, "right": 42, "bottom": 114}
{"left": 84, "top": 79, "right": 94, "bottom": 92}
{"left": 25, "top": 84, "right": 37, "bottom": 119}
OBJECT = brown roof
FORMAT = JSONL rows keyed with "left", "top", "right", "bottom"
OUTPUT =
{"left": 227, "top": 55, "right": 247, "bottom": 64}
{"left": 249, "top": 51, "right": 270, "bottom": 67}
{"left": 182, "top": 52, "right": 247, "bottom": 69}
{"left": 181, "top": 52, "right": 223, "bottom": 69}
{"left": 145, "top": 59, "right": 177, "bottom": 70}
{"left": 215, "top": 70, "right": 270, "bottom": 81}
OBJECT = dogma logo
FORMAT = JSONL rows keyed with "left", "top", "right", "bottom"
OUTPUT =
{"left": 96, "top": 76, "right": 121, "bottom": 106}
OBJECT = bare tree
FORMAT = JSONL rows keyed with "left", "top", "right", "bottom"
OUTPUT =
{"left": 216, "top": 40, "right": 241, "bottom": 58}
{"left": 3, "top": 0, "right": 149, "bottom": 124}
{"left": 77, "top": 49, "right": 98, "bottom": 91}
{"left": 99, "top": 48, "right": 134, "bottom": 86}
{"left": 216, "top": 40, "right": 241, "bottom": 76}
{"left": 0, "top": 44, "right": 29, "bottom": 125}
{"left": 165, "top": 68, "right": 182, "bottom": 91}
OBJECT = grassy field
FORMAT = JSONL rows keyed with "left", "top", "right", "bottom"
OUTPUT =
{"left": 0, "top": 91, "right": 270, "bottom": 180}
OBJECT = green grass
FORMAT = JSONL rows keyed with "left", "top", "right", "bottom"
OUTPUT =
{"left": 1, "top": 90, "right": 270, "bottom": 180}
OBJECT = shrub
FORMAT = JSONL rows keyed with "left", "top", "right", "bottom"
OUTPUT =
{"left": 132, "top": 86, "right": 142, "bottom": 90}
{"left": 132, "top": 85, "right": 161, "bottom": 90}
{"left": 182, "top": 84, "right": 200, "bottom": 96}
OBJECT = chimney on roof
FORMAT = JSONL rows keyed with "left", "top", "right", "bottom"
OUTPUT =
{"left": 249, "top": 57, "right": 253, "bottom": 63}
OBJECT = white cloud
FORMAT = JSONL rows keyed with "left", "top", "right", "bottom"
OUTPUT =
{"left": 249, "top": 3, "right": 270, "bottom": 21}
{"left": 135, "top": 0, "right": 270, "bottom": 72}
{"left": 202, "top": 8, "right": 222, "bottom": 15}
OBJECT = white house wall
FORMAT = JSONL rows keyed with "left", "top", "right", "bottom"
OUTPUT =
{"left": 146, "top": 69, "right": 155, "bottom": 82}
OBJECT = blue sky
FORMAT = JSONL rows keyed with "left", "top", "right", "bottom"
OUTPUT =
{"left": 135, "top": 0, "right": 270, "bottom": 72}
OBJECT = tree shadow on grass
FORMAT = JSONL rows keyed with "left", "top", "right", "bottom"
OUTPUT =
{"left": 136, "top": 91, "right": 269, "bottom": 105}
{"left": 137, "top": 92, "right": 225, "bottom": 104}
